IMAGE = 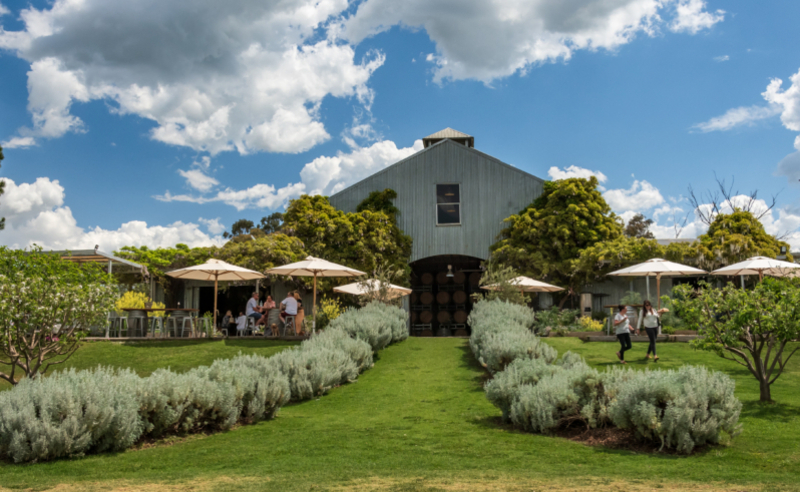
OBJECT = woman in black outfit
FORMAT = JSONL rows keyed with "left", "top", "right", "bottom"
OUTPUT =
{"left": 638, "top": 299, "right": 668, "bottom": 362}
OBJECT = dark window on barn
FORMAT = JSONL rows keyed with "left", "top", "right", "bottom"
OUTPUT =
{"left": 436, "top": 184, "right": 460, "bottom": 225}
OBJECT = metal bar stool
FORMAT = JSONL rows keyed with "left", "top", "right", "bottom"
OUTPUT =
{"left": 180, "top": 317, "right": 194, "bottom": 337}
{"left": 129, "top": 316, "right": 149, "bottom": 337}
{"left": 150, "top": 316, "right": 165, "bottom": 337}
{"left": 165, "top": 315, "right": 180, "bottom": 337}
{"left": 282, "top": 316, "right": 296, "bottom": 337}
{"left": 193, "top": 316, "right": 210, "bottom": 337}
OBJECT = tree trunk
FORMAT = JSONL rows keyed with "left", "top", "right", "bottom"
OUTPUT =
{"left": 759, "top": 378, "right": 772, "bottom": 402}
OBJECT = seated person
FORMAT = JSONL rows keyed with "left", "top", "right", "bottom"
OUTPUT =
{"left": 221, "top": 310, "right": 236, "bottom": 333}
{"left": 257, "top": 295, "right": 276, "bottom": 326}
{"left": 246, "top": 292, "right": 262, "bottom": 323}
{"left": 280, "top": 291, "right": 299, "bottom": 324}
{"left": 235, "top": 311, "right": 248, "bottom": 335}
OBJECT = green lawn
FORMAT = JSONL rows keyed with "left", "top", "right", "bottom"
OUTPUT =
{"left": 2, "top": 338, "right": 799, "bottom": 491}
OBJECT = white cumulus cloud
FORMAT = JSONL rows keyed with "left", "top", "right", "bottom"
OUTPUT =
{"left": 0, "top": 136, "right": 37, "bottom": 149}
{"left": 603, "top": 180, "right": 665, "bottom": 212}
{"left": 178, "top": 169, "right": 219, "bottom": 193}
{"left": 693, "top": 104, "right": 781, "bottom": 132}
{"left": 548, "top": 165, "right": 608, "bottom": 183}
{"left": 0, "top": 177, "right": 223, "bottom": 251}
{"left": 340, "top": 0, "right": 723, "bottom": 83}
{"left": 0, "top": 0, "right": 381, "bottom": 154}
{"left": 156, "top": 138, "right": 423, "bottom": 210}
{"left": 198, "top": 217, "right": 226, "bottom": 235}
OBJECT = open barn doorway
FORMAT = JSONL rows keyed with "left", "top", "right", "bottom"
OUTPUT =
{"left": 409, "top": 255, "right": 483, "bottom": 337}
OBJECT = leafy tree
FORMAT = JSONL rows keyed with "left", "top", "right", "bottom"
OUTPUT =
{"left": 216, "top": 233, "right": 307, "bottom": 274}
{"left": 282, "top": 195, "right": 412, "bottom": 281}
{"left": 356, "top": 188, "right": 400, "bottom": 220}
{"left": 490, "top": 177, "right": 622, "bottom": 306}
{"left": 474, "top": 264, "right": 526, "bottom": 305}
{"left": 0, "top": 144, "right": 5, "bottom": 231}
{"left": 623, "top": 213, "right": 655, "bottom": 239}
{"left": 696, "top": 210, "right": 792, "bottom": 271}
{"left": 674, "top": 278, "right": 800, "bottom": 402}
{"left": 223, "top": 219, "right": 255, "bottom": 239}
{"left": 0, "top": 247, "right": 117, "bottom": 385}
{"left": 259, "top": 212, "right": 284, "bottom": 234}
{"left": 575, "top": 236, "right": 665, "bottom": 286}
{"left": 116, "top": 244, "right": 212, "bottom": 305}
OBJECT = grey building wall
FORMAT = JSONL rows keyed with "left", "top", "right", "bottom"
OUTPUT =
{"left": 329, "top": 139, "right": 545, "bottom": 262}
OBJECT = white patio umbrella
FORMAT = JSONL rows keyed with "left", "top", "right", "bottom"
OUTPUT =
{"left": 711, "top": 256, "right": 800, "bottom": 282}
{"left": 166, "top": 259, "right": 265, "bottom": 331}
{"left": 334, "top": 279, "right": 412, "bottom": 300}
{"left": 481, "top": 275, "right": 564, "bottom": 293}
{"left": 266, "top": 256, "right": 365, "bottom": 330}
{"left": 607, "top": 258, "right": 707, "bottom": 309}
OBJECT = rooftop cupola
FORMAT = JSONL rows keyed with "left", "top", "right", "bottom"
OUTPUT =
{"left": 422, "top": 128, "right": 474, "bottom": 148}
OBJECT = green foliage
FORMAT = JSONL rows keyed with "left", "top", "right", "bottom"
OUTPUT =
{"left": 223, "top": 219, "right": 256, "bottom": 239}
{"left": 658, "top": 296, "right": 685, "bottom": 332}
{"left": 216, "top": 233, "right": 307, "bottom": 275}
{"left": 0, "top": 247, "right": 117, "bottom": 385}
{"left": 490, "top": 177, "right": 623, "bottom": 305}
{"left": 532, "top": 307, "right": 580, "bottom": 334}
{"left": 356, "top": 188, "right": 400, "bottom": 220}
{"left": 116, "top": 244, "right": 212, "bottom": 304}
{"left": 326, "top": 301, "right": 408, "bottom": 352}
{"left": 315, "top": 296, "right": 343, "bottom": 331}
{"left": 620, "top": 291, "right": 643, "bottom": 306}
{"left": 259, "top": 212, "right": 283, "bottom": 234}
{"left": 623, "top": 213, "right": 655, "bottom": 239}
{"left": 696, "top": 210, "right": 792, "bottom": 270}
{"left": 356, "top": 264, "right": 409, "bottom": 306}
{"left": 475, "top": 264, "right": 526, "bottom": 305}
{"left": 674, "top": 278, "right": 800, "bottom": 402}
{"left": 282, "top": 195, "right": 412, "bottom": 283}
{"left": 575, "top": 236, "right": 667, "bottom": 285}
{"left": 578, "top": 316, "right": 604, "bottom": 332}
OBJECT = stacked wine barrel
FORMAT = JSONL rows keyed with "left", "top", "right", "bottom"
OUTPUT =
{"left": 411, "top": 268, "right": 472, "bottom": 337}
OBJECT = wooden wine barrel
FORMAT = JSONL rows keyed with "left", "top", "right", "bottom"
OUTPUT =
{"left": 436, "top": 291, "right": 450, "bottom": 304}
{"left": 454, "top": 328, "right": 469, "bottom": 337}
{"left": 411, "top": 292, "right": 418, "bottom": 304}
{"left": 420, "top": 311, "right": 433, "bottom": 324}
{"left": 469, "top": 272, "right": 482, "bottom": 286}
{"left": 411, "top": 311, "right": 418, "bottom": 323}
{"left": 453, "top": 271, "right": 466, "bottom": 284}
{"left": 436, "top": 326, "right": 452, "bottom": 337}
{"left": 421, "top": 273, "right": 434, "bottom": 285}
{"left": 420, "top": 292, "right": 434, "bottom": 305}
{"left": 453, "top": 310, "right": 468, "bottom": 323}
{"left": 436, "top": 272, "right": 450, "bottom": 284}
{"left": 420, "top": 329, "right": 434, "bottom": 337}
{"left": 437, "top": 311, "right": 451, "bottom": 324}
{"left": 452, "top": 290, "right": 467, "bottom": 304}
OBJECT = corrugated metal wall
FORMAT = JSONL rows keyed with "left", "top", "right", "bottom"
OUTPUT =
{"left": 329, "top": 139, "right": 545, "bottom": 262}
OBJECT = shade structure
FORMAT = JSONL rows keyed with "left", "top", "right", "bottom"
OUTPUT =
{"left": 481, "top": 276, "right": 564, "bottom": 293}
{"left": 334, "top": 279, "right": 412, "bottom": 300}
{"left": 166, "top": 259, "right": 265, "bottom": 332}
{"left": 711, "top": 256, "right": 800, "bottom": 281}
{"left": 607, "top": 258, "right": 707, "bottom": 308}
{"left": 266, "top": 256, "right": 366, "bottom": 331}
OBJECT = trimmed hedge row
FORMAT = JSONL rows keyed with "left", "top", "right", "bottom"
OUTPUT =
{"left": 470, "top": 299, "right": 742, "bottom": 454}
{"left": 0, "top": 302, "right": 407, "bottom": 463}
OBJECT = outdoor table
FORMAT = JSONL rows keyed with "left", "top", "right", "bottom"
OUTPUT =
{"left": 121, "top": 308, "right": 200, "bottom": 337}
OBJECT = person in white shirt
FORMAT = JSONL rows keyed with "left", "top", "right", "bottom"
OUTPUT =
{"left": 637, "top": 299, "right": 669, "bottom": 362}
{"left": 235, "top": 311, "right": 248, "bottom": 335}
{"left": 280, "top": 291, "right": 298, "bottom": 321}
{"left": 245, "top": 292, "right": 263, "bottom": 324}
{"left": 613, "top": 305, "right": 633, "bottom": 364}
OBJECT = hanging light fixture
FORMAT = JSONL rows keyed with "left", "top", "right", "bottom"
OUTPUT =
{"left": 446, "top": 264, "right": 454, "bottom": 278}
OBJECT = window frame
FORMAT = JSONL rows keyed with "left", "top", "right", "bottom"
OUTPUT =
{"left": 435, "top": 183, "right": 461, "bottom": 227}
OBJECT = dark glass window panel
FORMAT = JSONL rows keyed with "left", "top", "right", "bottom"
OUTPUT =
{"left": 437, "top": 204, "right": 460, "bottom": 224}
{"left": 436, "top": 184, "right": 460, "bottom": 204}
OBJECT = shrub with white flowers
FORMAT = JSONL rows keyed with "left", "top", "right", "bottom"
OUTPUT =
{"left": 0, "top": 247, "right": 117, "bottom": 386}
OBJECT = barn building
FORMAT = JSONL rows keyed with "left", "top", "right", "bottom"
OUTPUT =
{"left": 329, "top": 128, "right": 546, "bottom": 336}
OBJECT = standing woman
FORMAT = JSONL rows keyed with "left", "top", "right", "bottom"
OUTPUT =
{"left": 613, "top": 305, "right": 633, "bottom": 364}
{"left": 638, "top": 300, "right": 668, "bottom": 362}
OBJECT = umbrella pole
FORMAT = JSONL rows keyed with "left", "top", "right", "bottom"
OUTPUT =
{"left": 312, "top": 274, "right": 317, "bottom": 333}
{"left": 646, "top": 274, "right": 650, "bottom": 301}
{"left": 656, "top": 274, "right": 661, "bottom": 310}
{"left": 213, "top": 275, "right": 218, "bottom": 338}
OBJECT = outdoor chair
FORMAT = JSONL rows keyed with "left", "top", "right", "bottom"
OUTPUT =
{"left": 180, "top": 317, "right": 194, "bottom": 337}
{"left": 150, "top": 316, "right": 165, "bottom": 337}
{"left": 165, "top": 316, "right": 180, "bottom": 337}
{"left": 282, "top": 316, "right": 296, "bottom": 337}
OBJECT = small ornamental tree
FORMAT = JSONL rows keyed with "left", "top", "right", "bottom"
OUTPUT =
{"left": 0, "top": 247, "right": 117, "bottom": 385}
{"left": 673, "top": 279, "right": 800, "bottom": 402}
{"left": 476, "top": 264, "right": 526, "bottom": 305}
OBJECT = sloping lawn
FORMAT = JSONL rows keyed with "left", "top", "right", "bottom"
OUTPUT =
{"left": 1, "top": 338, "right": 799, "bottom": 491}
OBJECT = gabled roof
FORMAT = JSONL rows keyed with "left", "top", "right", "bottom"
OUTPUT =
{"left": 422, "top": 128, "right": 474, "bottom": 148}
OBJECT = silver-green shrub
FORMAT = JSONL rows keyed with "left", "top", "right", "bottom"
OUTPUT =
{"left": 485, "top": 357, "right": 565, "bottom": 422}
{"left": 328, "top": 308, "right": 393, "bottom": 352}
{"left": 0, "top": 367, "right": 143, "bottom": 463}
{"left": 608, "top": 365, "right": 742, "bottom": 453}
{"left": 269, "top": 345, "right": 359, "bottom": 401}
{"left": 304, "top": 328, "right": 374, "bottom": 373}
{"left": 477, "top": 330, "right": 557, "bottom": 373}
{"left": 361, "top": 301, "right": 409, "bottom": 343}
{"left": 205, "top": 355, "right": 291, "bottom": 422}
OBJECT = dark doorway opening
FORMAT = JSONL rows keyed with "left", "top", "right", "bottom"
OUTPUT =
{"left": 409, "top": 255, "right": 483, "bottom": 337}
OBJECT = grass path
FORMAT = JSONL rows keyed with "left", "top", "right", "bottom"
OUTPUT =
{"left": 2, "top": 338, "right": 800, "bottom": 491}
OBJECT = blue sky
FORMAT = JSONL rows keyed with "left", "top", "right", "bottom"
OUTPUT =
{"left": 1, "top": 0, "right": 799, "bottom": 251}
